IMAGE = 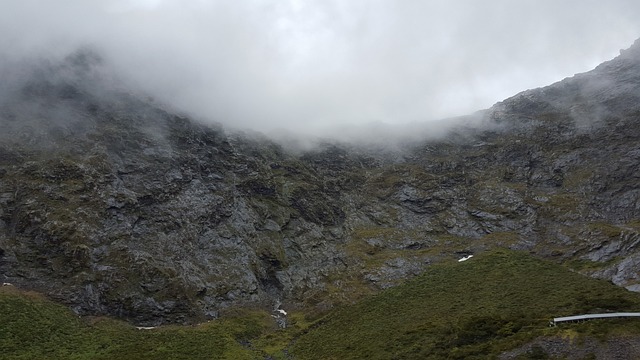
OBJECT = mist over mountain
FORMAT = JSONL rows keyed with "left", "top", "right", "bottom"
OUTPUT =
{"left": 1, "top": 38, "right": 640, "bottom": 332}
{"left": 0, "top": 46, "right": 493, "bottom": 153}
{"left": 2, "top": 1, "right": 640, "bottom": 136}
{"left": 3, "top": 3, "right": 640, "bottom": 356}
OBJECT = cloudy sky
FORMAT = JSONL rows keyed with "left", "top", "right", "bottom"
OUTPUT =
{"left": 1, "top": 0, "right": 639, "bottom": 136}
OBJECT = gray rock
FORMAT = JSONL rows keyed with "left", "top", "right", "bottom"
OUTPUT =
{"left": 3, "top": 40, "right": 640, "bottom": 324}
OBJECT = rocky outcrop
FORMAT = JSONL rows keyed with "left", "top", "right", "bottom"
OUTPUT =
{"left": 500, "top": 335, "right": 640, "bottom": 360}
{"left": 2, "top": 42, "right": 640, "bottom": 325}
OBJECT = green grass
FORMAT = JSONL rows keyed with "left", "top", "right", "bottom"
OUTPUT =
{"left": 587, "top": 222, "right": 624, "bottom": 239}
{"left": 4, "top": 250, "right": 640, "bottom": 359}
{"left": 565, "top": 257, "right": 621, "bottom": 272}
{"left": 0, "top": 287, "right": 267, "bottom": 359}
{"left": 251, "top": 311, "right": 316, "bottom": 359}
{"left": 290, "top": 250, "right": 640, "bottom": 360}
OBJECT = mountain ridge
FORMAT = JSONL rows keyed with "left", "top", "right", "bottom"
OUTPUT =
{"left": 1, "top": 40, "right": 640, "bottom": 326}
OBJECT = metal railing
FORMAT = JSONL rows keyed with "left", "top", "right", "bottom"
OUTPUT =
{"left": 551, "top": 312, "right": 640, "bottom": 326}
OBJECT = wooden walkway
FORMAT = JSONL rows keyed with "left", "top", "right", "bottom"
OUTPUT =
{"left": 552, "top": 312, "right": 640, "bottom": 326}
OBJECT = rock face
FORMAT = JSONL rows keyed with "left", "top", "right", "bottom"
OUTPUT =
{"left": 2, "top": 42, "right": 640, "bottom": 325}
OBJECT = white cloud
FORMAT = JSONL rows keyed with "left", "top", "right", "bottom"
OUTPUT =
{"left": 1, "top": 0, "right": 639, "bottom": 136}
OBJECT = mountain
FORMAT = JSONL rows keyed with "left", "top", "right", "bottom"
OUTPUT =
{"left": 290, "top": 250, "right": 640, "bottom": 359}
{"left": 1, "top": 40, "right": 640, "bottom": 329}
{"left": 5, "top": 250, "right": 640, "bottom": 359}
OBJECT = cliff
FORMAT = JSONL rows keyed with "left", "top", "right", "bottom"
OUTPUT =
{"left": 1, "top": 41, "right": 640, "bottom": 326}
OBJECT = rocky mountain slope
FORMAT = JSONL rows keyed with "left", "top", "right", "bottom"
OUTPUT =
{"left": 1, "top": 40, "right": 640, "bottom": 325}
{"left": 5, "top": 249, "right": 640, "bottom": 359}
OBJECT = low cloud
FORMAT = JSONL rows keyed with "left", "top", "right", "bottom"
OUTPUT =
{"left": 1, "top": 1, "right": 639, "bottom": 139}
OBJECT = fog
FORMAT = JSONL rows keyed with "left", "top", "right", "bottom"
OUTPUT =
{"left": 1, "top": 0, "right": 639, "bottom": 139}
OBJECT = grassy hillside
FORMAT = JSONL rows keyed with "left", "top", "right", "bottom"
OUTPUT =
{"left": 0, "top": 287, "right": 270, "bottom": 359}
{"left": 3, "top": 250, "right": 640, "bottom": 359}
{"left": 290, "top": 250, "right": 640, "bottom": 359}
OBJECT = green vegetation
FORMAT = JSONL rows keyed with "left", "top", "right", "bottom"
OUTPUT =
{"left": 4, "top": 250, "right": 640, "bottom": 359}
{"left": 480, "top": 231, "right": 520, "bottom": 247}
{"left": 563, "top": 168, "right": 595, "bottom": 188}
{"left": 565, "top": 257, "right": 621, "bottom": 272}
{"left": 588, "top": 222, "right": 624, "bottom": 239}
{"left": 251, "top": 311, "right": 316, "bottom": 359}
{"left": 365, "top": 164, "right": 440, "bottom": 198}
{"left": 544, "top": 193, "right": 584, "bottom": 214}
{"left": 0, "top": 287, "right": 267, "bottom": 359}
{"left": 626, "top": 219, "right": 640, "bottom": 230}
{"left": 290, "top": 250, "right": 640, "bottom": 359}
